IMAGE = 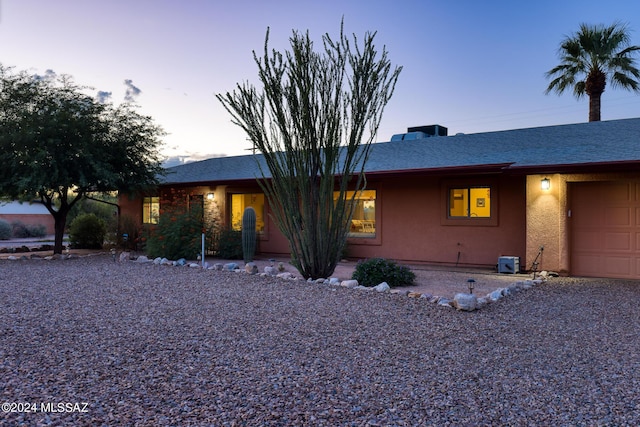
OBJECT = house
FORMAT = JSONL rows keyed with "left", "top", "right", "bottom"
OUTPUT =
{"left": 0, "top": 200, "right": 55, "bottom": 235}
{"left": 120, "top": 118, "right": 640, "bottom": 279}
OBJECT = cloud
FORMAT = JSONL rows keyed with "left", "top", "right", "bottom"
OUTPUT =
{"left": 123, "top": 79, "right": 142, "bottom": 102}
{"left": 96, "top": 91, "right": 112, "bottom": 103}
{"left": 33, "top": 69, "right": 57, "bottom": 82}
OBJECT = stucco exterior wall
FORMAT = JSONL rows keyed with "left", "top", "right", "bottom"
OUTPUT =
{"left": 526, "top": 172, "right": 640, "bottom": 276}
{"left": 347, "top": 174, "right": 527, "bottom": 268}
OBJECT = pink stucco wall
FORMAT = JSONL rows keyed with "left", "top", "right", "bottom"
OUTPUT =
{"left": 0, "top": 214, "right": 55, "bottom": 235}
{"left": 343, "top": 175, "right": 527, "bottom": 268}
{"left": 120, "top": 174, "right": 528, "bottom": 269}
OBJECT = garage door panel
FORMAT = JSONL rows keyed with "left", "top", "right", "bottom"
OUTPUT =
{"left": 571, "top": 180, "right": 640, "bottom": 279}
{"left": 573, "top": 230, "right": 600, "bottom": 249}
{"left": 604, "top": 256, "right": 631, "bottom": 275}
{"left": 607, "top": 182, "right": 633, "bottom": 201}
{"left": 604, "top": 207, "right": 631, "bottom": 227}
{"left": 604, "top": 232, "right": 631, "bottom": 251}
{"left": 572, "top": 254, "right": 601, "bottom": 275}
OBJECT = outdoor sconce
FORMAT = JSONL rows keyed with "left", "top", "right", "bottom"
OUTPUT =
{"left": 207, "top": 193, "right": 215, "bottom": 200}
{"left": 541, "top": 177, "right": 551, "bottom": 191}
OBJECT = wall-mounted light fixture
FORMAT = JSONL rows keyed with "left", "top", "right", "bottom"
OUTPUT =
{"left": 207, "top": 193, "right": 215, "bottom": 200}
{"left": 541, "top": 177, "right": 551, "bottom": 191}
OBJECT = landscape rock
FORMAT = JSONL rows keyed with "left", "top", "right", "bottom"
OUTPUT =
{"left": 373, "top": 282, "right": 390, "bottom": 293}
{"left": 224, "top": 262, "right": 239, "bottom": 271}
{"left": 136, "top": 255, "right": 150, "bottom": 263}
{"left": 453, "top": 293, "right": 478, "bottom": 311}
{"left": 264, "top": 266, "right": 278, "bottom": 276}
{"left": 488, "top": 289, "right": 504, "bottom": 302}
{"left": 245, "top": 262, "right": 258, "bottom": 275}
{"left": 341, "top": 279, "right": 359, "bottom": 288}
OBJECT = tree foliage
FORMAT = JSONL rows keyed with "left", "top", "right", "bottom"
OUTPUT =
{"left": 217, "top": 22, "right": 401, "bottom": 279}
{"left": 0, "top": 65, "right": 165, "bottom": 253}
{"left": 545, "top": 22, "right": 640, "bottom": 122}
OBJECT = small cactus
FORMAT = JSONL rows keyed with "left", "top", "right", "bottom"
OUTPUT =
{"left": 242, "top": 207, "right": 257, "bottom": 263}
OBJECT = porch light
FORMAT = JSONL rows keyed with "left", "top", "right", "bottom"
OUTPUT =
{"left": 207, "top": 193, "right": 215, "bottom": 200}
{"left": 541, "top": 178, "right": 551, "bottom": 191}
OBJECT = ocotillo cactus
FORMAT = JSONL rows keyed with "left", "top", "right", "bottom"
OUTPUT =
{"left": 242, "top": 207, "right": 257, "bottom": 263}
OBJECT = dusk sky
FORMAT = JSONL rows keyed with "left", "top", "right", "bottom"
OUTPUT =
{"left": 2, "top": 0, "right": 640, "bottom": 164}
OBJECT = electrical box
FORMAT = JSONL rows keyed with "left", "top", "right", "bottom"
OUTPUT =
{"left": 498, "top": 256, "right": 520, "bottom": 274}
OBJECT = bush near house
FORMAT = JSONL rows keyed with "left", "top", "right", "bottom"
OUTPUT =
{"left": 213, "top": 228, "right": 243, "bottom": 260}
{"left": 0, "top": 219, "right": 11, "bottom": 240}
{"left": 352, "top": 258, "right": 416, "bottom": 287}
{"left": 11, "top": 221, "right": 46, "bottom": 238}
{"left": 68, "top": 213, "right": 107, "bottom": 249}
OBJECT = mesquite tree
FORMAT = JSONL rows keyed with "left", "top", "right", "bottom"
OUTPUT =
{"left": 217, "top": 23, "right": 401, "bottom": 279}
{"left": 0, "top": 65, "right": 164, "bottom": 253}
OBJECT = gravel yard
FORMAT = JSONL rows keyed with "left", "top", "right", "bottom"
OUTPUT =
{"left": 1, "top": 255, "right": 639, "bottom": 426}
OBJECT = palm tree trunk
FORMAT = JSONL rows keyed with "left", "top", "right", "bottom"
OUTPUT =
{"left": 588, "top": 92, "right": 602, "bottom": 122}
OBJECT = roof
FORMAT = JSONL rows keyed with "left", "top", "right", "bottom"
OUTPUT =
{"left": 0, "top": 201, "right": 49, "bottom": 214}
{"left": 161, "top": 117, "right": 640, "bottom": 185}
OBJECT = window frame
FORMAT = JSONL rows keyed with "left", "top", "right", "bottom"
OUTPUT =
{"left": 441, "top": 179, "right": 498, "bottom": 226}
{"left": 227, "top": 191, "right": 267, "bottom": 235}
{"left": 337, "top": 189, "right": 378, "bottom": 240}
{"left": 142, "top": 196, "right": 159, "bottom": 224}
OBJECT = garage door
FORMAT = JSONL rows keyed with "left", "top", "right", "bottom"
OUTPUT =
{"left": 570, "top": 181, "right": 640, "bottom": 279}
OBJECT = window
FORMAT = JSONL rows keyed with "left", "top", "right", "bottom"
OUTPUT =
{"left": 448, "top": 186, "right": 491, "bottom": 218}
{"left": 230, "top": 193, "right": 265, "bottom": 232}
{"left": 335, "top": 190, "right": 376, "bottom": 238}
{"left": 142, "top": 196, "right": 159, "bottom": 224}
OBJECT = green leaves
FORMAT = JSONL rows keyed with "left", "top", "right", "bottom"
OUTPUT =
{"left": 217, "top": 22, "right": 401, "bottom": 279}
{"left": 0, "top": 64, "right": 165, "bottom": 253}
{"left": 545, "top": 22, "right": 640, "bottom": 121}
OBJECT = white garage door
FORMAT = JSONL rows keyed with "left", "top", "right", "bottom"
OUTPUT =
{"left": 570, "top": 180, "right": 640, "bottom": 279}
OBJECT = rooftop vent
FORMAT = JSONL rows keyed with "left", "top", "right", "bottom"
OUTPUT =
{"left": 407, "top": 124, "right": 448, "bottom": 136}
{"left": 390, "top": 124, "right": 447, "bottom": 141}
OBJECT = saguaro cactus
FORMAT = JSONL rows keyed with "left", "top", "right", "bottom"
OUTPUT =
{"left": 242, "top": 207, "right": 257, "bottom": 263}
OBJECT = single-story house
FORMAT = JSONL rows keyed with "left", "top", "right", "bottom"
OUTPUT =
{"left": 0, "top": 200, "right": 55, "bottom": 235}
{"left": 120, "top": 118, "right": 640, "bottom": 279}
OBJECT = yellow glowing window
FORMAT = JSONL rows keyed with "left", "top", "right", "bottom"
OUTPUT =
{"left": 449, "top": 187, "right": 491, "bottom": 218}
{"left": 230, "top": 193, "right": 265, "bottom": 232}
{"left": 142, "top": 196, "right": 159, "bottom": 224}
{"left": 334, "top": 190, "right": 376, "bottom": 237}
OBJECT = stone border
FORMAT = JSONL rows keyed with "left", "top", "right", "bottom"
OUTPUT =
{"left": 3, "top": 253, "right": 548, "bottom": 311}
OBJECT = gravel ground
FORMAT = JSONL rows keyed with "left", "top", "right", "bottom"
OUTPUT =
{"left": 1, "top": 255, "right": 639, "bottom": 426}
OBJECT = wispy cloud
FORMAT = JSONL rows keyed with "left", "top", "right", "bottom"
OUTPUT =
{"left": 96, "top": 90, "right": 112, "bottom": 103}
{"left": 33, "top": 69, "right": 56, "bottom": 82}
{"left": 123, "top": 79, "right": 141, "bottom": 102}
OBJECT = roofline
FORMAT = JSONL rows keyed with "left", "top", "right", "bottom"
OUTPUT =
{"left": 505, "top": 160, "right": 640, "bottom": 175}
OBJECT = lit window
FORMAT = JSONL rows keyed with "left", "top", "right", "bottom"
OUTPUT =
{"left": 230, "top": 193, "right": 265, "bottom": 232}
{"left": 335, "top": 190, "right": 376, "bottom": 238}
{"left": 142, "top": 196, "right": 159, "bottom": 224}
{"left": 449, "top": 187, "right": 491, "bottom": 218}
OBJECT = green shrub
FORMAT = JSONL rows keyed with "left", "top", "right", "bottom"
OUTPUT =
{"left": 352, "top": 258, "right": 416, "bottom": 287}
{"left": 215, "top": 228, "right": 243, "bottom": 259}
{"left": 0, "top": 219, "right": 11, "bottom": 240}
{"left": 11, "top": 221, "right": 46, "bottom": 238}
{"left": 144, "top": 201, "right": 204, "bottom": 260}
{"left": 69, "top": 213, "right": 107, "bottom": 249}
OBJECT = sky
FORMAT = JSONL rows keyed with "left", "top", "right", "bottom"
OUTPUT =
{"left": 2, "top": 0, "right": 640, "bottom": 165}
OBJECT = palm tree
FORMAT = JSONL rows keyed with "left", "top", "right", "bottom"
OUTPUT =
{"left": 545, "top": 22, "right": 640, "bottom": 122}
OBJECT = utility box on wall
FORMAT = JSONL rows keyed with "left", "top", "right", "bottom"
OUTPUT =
{"left": 498, "top": 256, "right": 520, "bottom": 274}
